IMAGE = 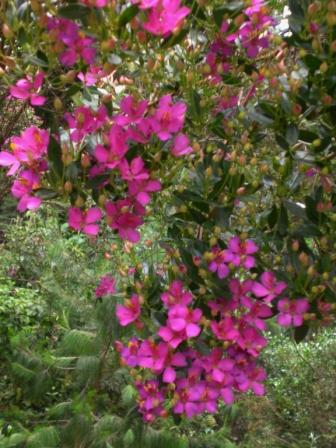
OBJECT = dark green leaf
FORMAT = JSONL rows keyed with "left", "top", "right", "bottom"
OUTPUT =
{"left": 118, "top": 5, "right": 138, "bottom": 27}
{"left": 58, "top": 5, "right": 89, "bottom": 20}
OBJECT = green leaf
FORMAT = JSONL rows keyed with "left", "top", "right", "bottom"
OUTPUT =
{"left": 305, "top": 196, "right": 318, "bottom": 224}
{"left": 294, "top": 324, "right": 309, "bottom": 343}
{"left": 286, "top": 124, "right": 299, "bottom": 145}
{"left": 283, "top": 199, "right": 306, "bottom": 219}
{"left": 162, "top": 28, "right": 189, "bottom": 48}
{"left": 249, "top": 110, "right": 274, "bottom": 126}
{"left": 213, "top": 2, "right": 244, "bottom": 27}
{"left": 118, "top": 5, "right": 138, "bottom": 27}
{"left": 189, "top": 90, "right": 201, "bottom": 120}
{"left": 277, "top": 204, "right": 289, "bottom": 236}
{"left": 47, "top": 137, "right": 64, "bottom": 181}
{"left": 212, "top": 206, "right": 232, "bottom": 226}
{"left": 58, "top": 5, "right": 89, "bottom": 20}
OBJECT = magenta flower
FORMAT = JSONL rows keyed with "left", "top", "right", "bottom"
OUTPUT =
{"left": 94, "top": 126, "right": 129, "bottom": 170}
{"left": 137, "top": 340, "right": 186, "bottom": 382}
{"left": 171, "top": 134, "right": 193, "bottom": 157}
{"left": 119, "top": 157, "right": 149, "bottom": 182}
{"left": 116, "top": 294, "right": 142, "bottom": 327}
{"left": 132, "top": 0, "right": 159, "bottom": 9}
{"left": 68, "top": 207, "right": 102, "bottom": 235}
{"left": 0, "top": 127, "right": 49, "bottom": 176}
{"left": 252, "top": 271, "right": 287, "bottom": 303}
{"left": 80, "top": 0, "right": 108, "bottom": 7}
{"left": 65, "top": 106, "right": 107, "bottom": 142}
{"left": 10, "top": 72, "right": 46, "bottom": 106}
{"left": 173, "top": 378, "right": 203, "bottom": 418}
{"left": 168, "top": 305, "right": 202, "bottom": 337}
{"left": 59, "top": 35, "right": 96, "bottom": 66}
{"left": 202, "top": 348, "right": 234, "bottom": 384}
{"left": 277, "top": 298, "right": 309, "bottom": 327}
{"left": 115, "top": 95, "right": 148, "bottom": 125}
{"left": 211, "top": 317, "right": 239, "bottom": 342}
{"left": 243, "top": 302, "right": 273, "bottom": 331}
{"left": 143, "top": 0, "right": 191, "bottom": 37}
{"left": 229, "top": 278, "right": 254, "bottom": 307}
{"left": 208, "top": 246, "right": 233, "bottom": 279}
{"left": 105, "top": 199, "right": 143, "bottom": 243}
{"left": 225, "top": 236, "right": 259, "bottom": 269}
{"left": 128, "top": 178, "right": 161, "bottom": 206}
{"left": 136, "top": 380, "right": 166, "bottom": 422}
{"left": 78, "top": 65, "right": 106, "bottom": 86}
{"left": 151, "top": 95, "right": 187, "bottom": 140}
{"left": 11, "top": 170, "right": 42, "bottom": 212}
{"left": 161, "top": 280, "right": 193, "bottom": 308}
{"left": 116, "top": 338, "right": 141, "bottom": 367}
{"left": 193, "top": 381, "right": 220, "bottom": 413}
{"left": 95, "top": 274, "right": 116, "bottom": 298}
{"left": 237, "top": 326, "right": 267, "bottom": 357}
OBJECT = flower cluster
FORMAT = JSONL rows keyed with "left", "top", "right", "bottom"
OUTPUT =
{"left": 0, "top": 127, "right": 49, "bottom": 211}
{"left": 115, "top": 237, "right": 309, "bottom": 422}
{"left": 133, "top": 0, "right": 191, "bottom": 36}
{"left": 205, "top": 0, "right": 274, "bottom": 84}
{"left": 63, "top": 94, "right": 190, "bottom": 241}
{"left": 46, "top": 16, "right": 96, "bottom": 66}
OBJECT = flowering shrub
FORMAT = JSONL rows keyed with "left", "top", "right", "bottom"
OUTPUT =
{"left": 1, "top": 0, "right": 336, "bottom": 425}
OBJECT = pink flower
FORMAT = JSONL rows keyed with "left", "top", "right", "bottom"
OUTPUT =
{"left": 173, "top": 378, "right": 203, "bottom": 418}
{"left": 168, "top": 305, "right": 202, "bottom": 337}
{"left": 208, "top": 246, "right": 233, "bottom": 279}
{"left": 137, "top": 340, "right": 186, "bottom": 382}
{"left": 202, "top": 348, "right": 234, "bottom": 383}
{"left": 116, "top": 294, "right": 142, "bottom": 326}
{"left": 68, "top": 207, "right": 102, "bottom": 235}
{"left": 0, "top": 127, "right": 49, "bottom": 176}
{"left": 60, "top": 35, "right": 96, "bottom": 66}
{"left": 105, "top": 199, "right": 143, "bottom": 243}
{"left": 151, "top": 95, "right": 187, "bottom": 140}
{"left": 9, "top": 72, "right": 46, "bottom": 106}
{"left": 252, "top": 272, "right": 287, "bottom": 303}
{"left": 80, "top": 0, "right": 108, "bottom": 7}
{"left": 226, "top": 236, "right": 259, "bottom": 269}
{"left": 132, "top": 0, "right": 159, "bottom": 9}
{"left": 65, "top": 106, "right": 107, "bottom": 142}
{"left": 143, "top": 0, "right": 191, "bottom": 37}
{"left": 78, "top": 65, "right": 107, "bottom": 86}
{"left": 95, "top": 274, "right": 116, "bottom": 298}
{"left": 158, "top": 305, "right": 202, "bottom": 348}
{"left": 237, "top": 326, "right": 267, "bottom": 357}
{"left": 136, "top": 380, "right": 166, "bottom": 422}
{"left": 161, "top": 280, "right": 193, "bottom": 308}
{"left": 116, "top": 338, "right": 141, "bottom": 367}
{"left": 128, "top": 178, "right": 161, "bottom": 206}
{"left": 119, "top": 156, "right": 149, "bottom": 182}
{"left": 211, "top": 317, "right": 239, "bottom": 342}
{"left": 94, "top": 126, "right": 129, "bottom": 170}
{"left": 11, "top": 170, "right": 42, "bottom": 212}
{"left": 115, "top": 95, "right": 148, "bottom": 125}
{"left": 171, "top": 134, "right": 193, "bottom": 157}
{"left": 277, "top": 298, "right": 309, "bottom": 327}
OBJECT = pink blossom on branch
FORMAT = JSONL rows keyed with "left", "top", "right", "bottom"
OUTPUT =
{"left": 95, "top": 274, "right": 116, "bottom": 298}
{"left": 142, "top": 0, "right": 191, "bottom": 37}
{"left": 277, "top": 298, "right": 309, "bottom": 327}
{"left": 9, "top": 72, "right": 46, "bottom": 106}
{"left": 252, "top": 271, "right": 287, "bottom": 303}
{"left": 68, "top": 207, "right": 103, "bottom": 235}
{"left": 116, "top": 294, "right": 142, "bottom": 327}
{"left": 11, "top": 170, "right": 42, "bottom": 212}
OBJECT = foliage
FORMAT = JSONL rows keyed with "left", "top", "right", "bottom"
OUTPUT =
{"left": 0, "top": 0, "right": 336, "bottom": 444}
